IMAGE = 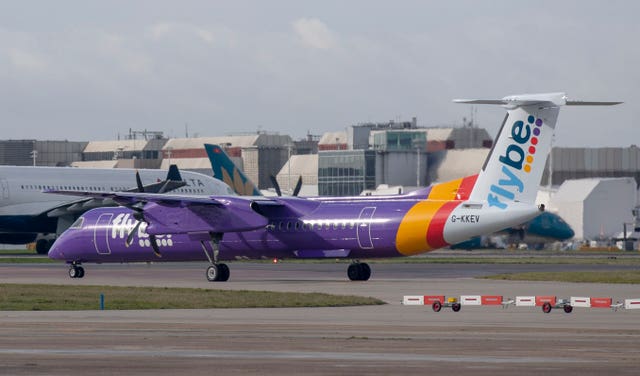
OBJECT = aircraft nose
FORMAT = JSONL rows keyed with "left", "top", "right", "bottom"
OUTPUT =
{"left": 47, "top": 240, "right": 65, "bottom": 260}
{"left": 563, "top": 225, "right": 575, "bottom": 240}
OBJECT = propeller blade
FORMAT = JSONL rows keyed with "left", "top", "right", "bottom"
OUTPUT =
{"left": 149, "top": 234, "right": 162, "bottom": 258}
{"left": 135, "top": 170, "right": 145, "bottom": 193}
{"left": 269, "top": 175, "right": 282, "bottom": 196}
{"left": 157, "top": 180, "right": 172, "bottom": 194}
{"left": 292, "top": 176, "right": 303, "bottom": 197}
{"left": 125, "top": 221, "right": 142, "bottom": 247}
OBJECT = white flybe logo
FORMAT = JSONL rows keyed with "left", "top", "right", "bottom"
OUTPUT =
{"left": 488, "top": 115, "right": 543, "bottom": 210}
{"left": 111, "top": 213, "right": 174, "bottom": 248}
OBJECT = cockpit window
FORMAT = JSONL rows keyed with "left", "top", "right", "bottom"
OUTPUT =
{"left": 69, "top": 217, "right": 84, "bottom": 229}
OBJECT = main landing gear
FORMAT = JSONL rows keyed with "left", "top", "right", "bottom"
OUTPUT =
{"left": 206, "top": 264, "right": 230, "bottom": 282}
{"left": 68, "top": 263, "right": 85, "bottom": 279}
{"left": 201, "top": 233, "right": 229, "bottom": 282}
{"left": 347, "top": 262, "right": 371, "bottom": 281}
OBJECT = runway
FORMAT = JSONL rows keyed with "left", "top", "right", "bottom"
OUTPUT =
{"left": 1, "top": 261, "right": 639, "bottom": 375}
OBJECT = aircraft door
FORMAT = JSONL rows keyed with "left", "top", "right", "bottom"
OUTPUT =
{"left": 94, "top": 213, "right": 113, "bottom": 255}
{"left": 0, "top": 179, "right": 8, "bottom": 200}
{"left": 357, "top": 207, "right": 376, "bottom": 249}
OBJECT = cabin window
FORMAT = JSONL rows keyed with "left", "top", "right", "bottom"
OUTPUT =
{"left": 350, "top": 222, "right": 355, "bottom": 229}
{"left": 295, "top": 222, "right": 301, "bottom": 231}
{"left": 286, "top": 222, "right": 292, "bottom": 231}
{"left": 69, "top": 217, "right": 84, "bottom": 229}
{"left": 278, "top": 222, "right": 284, "bottom": 231}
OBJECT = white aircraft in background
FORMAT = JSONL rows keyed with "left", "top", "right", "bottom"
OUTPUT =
{"left": 0, "top": 165, "right": 234, "bottom": 253}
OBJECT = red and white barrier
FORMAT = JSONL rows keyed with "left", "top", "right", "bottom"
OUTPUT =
{"left": 402, "top": 296, "right": 424, "bottom": 305}
{"left": 460, "top": 295, "right": 482, "bottom": 306}
{"left": 481, "top": 295, "right": 503, "bottom": 305}
{"left": 424, "top": 295, "right": 445, "bottom": 305}
{"left": 401, "top": 294, "right": 632, "bottom": 312}
{"left": 624, "top": 299, "right": 640, "bottom": 310}
{"left": 535, "top": 296, "right": 556, "bottom": 307}
{"left": 570, "top": 297, "right": 591, "bottom": 308}
{"left": 515, "top": 296, "right": 536, "bottom": 307}
{"left": 590, "top": 297, "right": 613, "bottom": 308}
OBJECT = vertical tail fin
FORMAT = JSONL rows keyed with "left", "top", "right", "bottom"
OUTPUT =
{"left": 204, "top": 144, "right": 262, "bottom": 196}
{"left": 455, "top": 93, "right": 621, "bottom": 209}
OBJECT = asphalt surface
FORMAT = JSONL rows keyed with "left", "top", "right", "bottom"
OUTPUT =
{"left": 1, "top": 260, "right": 639, "bottom": 375}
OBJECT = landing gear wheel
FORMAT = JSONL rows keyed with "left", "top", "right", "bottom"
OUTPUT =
{"left": 206, "top": 265, "right": 219, "bottom": 282}
{"left": 347, "top": 264, "right": 360, "bottom": 281}
{"left": 360, "top": 263, "right": 371, "bottom": 281}
{"left": 432, "top": 301, "right": 442, "bottom": 312}
{"left": 218, "top": 263, "right": 230, "bottom": 282}
{"left": 347, "top": 263, "right": 371, "bottom": 281}
{"left": 68, "top": 265, "right": 84, "bottom": 279}
{"left": 452, "top": 303, "right": 461, "bottom": 312}
{"left": 542, "top": 302, "right": 552, "bottom": 313}
{"left": 36, "top": 239, "right": 49, "bottom": 255}
{"left": 206, "top": 264, "right": 230, "bottom": 282}
{"left": 563, "top": 304, "right": 573, "bottom": 314}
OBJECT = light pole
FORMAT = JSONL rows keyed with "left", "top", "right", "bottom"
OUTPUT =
{"left": 166, "top": 147, "right": 173, "bottom": 166}
{"left": 413, "top": 139, "right": 422, "bottom": 187}
{"left": 30, "top": 150, "right": 38, "bottom": 166}
{"left": 287, "top": 143, "right": 292, "bottom": 193}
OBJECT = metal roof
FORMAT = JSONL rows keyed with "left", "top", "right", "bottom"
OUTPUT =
{"left": 83, "top": 140, "right": 148, "bottom": 153}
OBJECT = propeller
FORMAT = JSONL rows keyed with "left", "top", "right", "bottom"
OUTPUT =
{"left": 269, "top": 175, "right": 303, "bottom": 197}
{"left": 125, "top": 208, "right": 161, "bottom": 257}
{"left": 135, "top": 170, "right": 145, "bottom": 192}
{"left": 292, "top": 176, "right": 303, "bottom": 197}
{"left": 269, "top": 175, "right": 282, "bottom": 196}
{"left": 124, "top": 171, "right": 161, "bottom": 257}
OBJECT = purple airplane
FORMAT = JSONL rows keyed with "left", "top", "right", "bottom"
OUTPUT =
{"left": 47, "top": 94, "right": 620, "bottom": 281}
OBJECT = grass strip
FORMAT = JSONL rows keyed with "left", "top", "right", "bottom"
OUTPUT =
{"left": 0, "top": 257, "right": 56, "bottom": 263}
{"left": 482, "top": 270, "right": 640, "bottom": 284}
{"left": 0, "top": 283, "right": 385, "bottom": 311}
{"left": 0, "top": 249, "right": 35, "bottom": 255}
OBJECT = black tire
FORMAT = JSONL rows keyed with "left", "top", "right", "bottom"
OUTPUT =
{"left": 452, "top": 303, "right": 461, "bottom": 312}
{"left": 563, "top": 304, "right": 573, "bottom": 314}
{"left": 76, "top": 267, "right": 85, "bottom": 279}
{"left": 432, "top": 301, "right": 442, "bottom": 312}
{"left": 347, "top": 264, "right": 361, "bottom": 281}
{"left": 68, "top": 267, "right": 78, "bottom": 279}
{"left": 36, "top": 239, "right": 49, "bottom": 255}
{"left": 206, "top": 265, "right": 219, "bottom": 282}
{"left": 542, "top": 302, "right": 552, "bottom": 313}
{"left": 218, "top": 264, "right": 230, "bottom": 282}
{"left": 360, "top": 263, "right": 371, "bottom": 281}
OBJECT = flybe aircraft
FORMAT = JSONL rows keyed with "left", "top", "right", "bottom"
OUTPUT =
{"left": 47, "top": 93, "right": 620, "bottom": 281}
{"left": 0, "top": 166, "right": 234, "bottom": 253}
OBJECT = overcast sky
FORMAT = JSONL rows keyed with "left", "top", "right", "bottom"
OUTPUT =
{"left": 0, "top": 1, "right": 638, "bottom": 146}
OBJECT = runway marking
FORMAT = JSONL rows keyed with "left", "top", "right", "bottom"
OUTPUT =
{"left": 0, "top": 348, "right": 593, "bottom": 364}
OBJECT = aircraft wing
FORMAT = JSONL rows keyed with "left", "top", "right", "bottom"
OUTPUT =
{"left": 42, "top": 165, "right": 187, "bottom": 218}
{"left": 44, "top": 196, "right": 116, "bottom": 218}
{"left": 45, "top": 190, "right": 271, "bottom": 235}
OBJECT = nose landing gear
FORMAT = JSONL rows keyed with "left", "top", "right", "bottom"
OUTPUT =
{"left": 347, "top": 262, "right": 371, "bottom": 281}
{"left": 68, "top": 263, "right": 85, "bottom": 278}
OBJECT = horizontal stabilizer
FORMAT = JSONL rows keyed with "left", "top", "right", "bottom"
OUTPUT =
{"left": 565, "top": 101, "right": 623, "bottom": 106}
{"left": 454, "top": 93, "right": 622, "bottom": 108}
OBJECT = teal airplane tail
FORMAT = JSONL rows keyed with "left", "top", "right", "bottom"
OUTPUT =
{"left": 204, "top": 144, "right": 261, "bottom": 196}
